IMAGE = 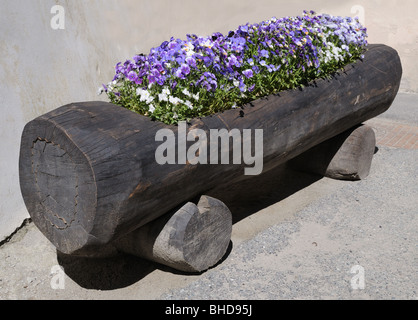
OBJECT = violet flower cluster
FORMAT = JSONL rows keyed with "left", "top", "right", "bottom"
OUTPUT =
{"left": 100, "top": 11, "right": 367, "bottom": 124}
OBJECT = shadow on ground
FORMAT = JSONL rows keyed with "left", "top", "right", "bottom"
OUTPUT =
{"left": 56, "top": 241, "right": 234, "bottom": 291}
{"left": 207, "top": 162, "right": 322, "bottom": 224}
{"left": 57, "top": 162, "right": 321, "bottom": 290}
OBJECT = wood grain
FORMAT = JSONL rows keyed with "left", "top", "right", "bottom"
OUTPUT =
{"left": 114, "top": 195, "right": 232, "bottom": 272}
{"left": 290, "top": 124, "right": 376, "bottom": 180}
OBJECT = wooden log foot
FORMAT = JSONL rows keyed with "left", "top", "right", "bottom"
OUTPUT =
{"left": 114, "top": 195, "right": 232, "bottom": 273}
{"left": 289, "top": 124, "right": 376, "bottom": 180}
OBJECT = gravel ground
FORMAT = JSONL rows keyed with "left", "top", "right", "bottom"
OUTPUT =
{"left": 162, "top": 146, "right": 417, "bottom": 300}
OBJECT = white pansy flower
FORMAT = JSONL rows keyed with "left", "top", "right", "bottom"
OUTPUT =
{"left": 139, "top": 90, "right": 150, "bottom": 102}
{"left": 138, "top": 89, "right": 155, "bottom": 104}
{"left": 136, "top": 88, "right": 144, "bottom": 96}
{"left": 184, "top": 100, "right": 193, "bottom": 110}
{"left": 158, "top": 92, "right": 168, "bottom": 102}
{"left": 147, "top": 96, "right": 154, "bottom": 104}
{"left": 192, "top": 92, "right": 199, "bottom": 100}
{"left": 183, "top": 42, "right": 195, "bottom": 57}
{"left": 182, "top": 88, "right": 191, "bottom": 97}
{"left": 202, "top": 38, "right": 213, "bottom": 49}
{"left": 162, "top": 87, "right": 171, "bottom": 95}
{"left": 169, "top": 96, "right": 183, "bottom": 105}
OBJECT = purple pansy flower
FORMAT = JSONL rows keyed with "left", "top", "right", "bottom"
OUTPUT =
{"left": 181, "top": 63, "right": 190, "bottom": 75}
{"left": 127, "top": 71, "right": 138, "bottom": 82}
{"left": 104, "top": 11, "right": 368, "bottom": 124}
{"left": 185, "top": 56, "right": 196, "bottom": 68}
{"left": 259, "top": 49, "right": 269, "bottom": 58}
{"left": 242, "top": 69, "right": 253, "bottom": 78}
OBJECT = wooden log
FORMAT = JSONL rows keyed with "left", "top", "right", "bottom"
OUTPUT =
{"left": 114, "top": 195, "right": 232, "bottom": 272}
{"left": 290, "top": 124, "right": 376, "bottom": 180}
{"left": 19, "top": 44, "right": 402, "bottom": 256}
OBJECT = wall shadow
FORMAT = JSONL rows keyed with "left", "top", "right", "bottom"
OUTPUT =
{"left": 57, "top": 162, "right": 321, "bottom": 290}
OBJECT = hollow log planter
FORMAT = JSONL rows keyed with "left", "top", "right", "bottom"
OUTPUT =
{"left": 19, "top": 44, "right": 402, "bottom": 272}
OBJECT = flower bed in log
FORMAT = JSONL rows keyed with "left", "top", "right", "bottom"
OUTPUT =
{"left": 99, "top": 11, "right": 368, "bottom": 124}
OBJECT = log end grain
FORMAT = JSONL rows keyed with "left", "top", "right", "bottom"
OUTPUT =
{"left": 19, "top": 116, "right": 98, "bottom": 255}
{"left": 290, "top": 124, "right": 376, "bottom": 180}
{"left": 115, "top": 195, "right": 232, "bottom": 273}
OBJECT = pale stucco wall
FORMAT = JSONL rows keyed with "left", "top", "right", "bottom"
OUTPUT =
{"left": 0, "top": 0, "right": 416, "bottom": 241}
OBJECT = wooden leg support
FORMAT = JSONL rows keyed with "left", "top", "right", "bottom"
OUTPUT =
{"left": 290, "top": 124, "right": 376, "bottom": 180}
{"left": 114, "top": 195, "right": 232, "bottom": 273}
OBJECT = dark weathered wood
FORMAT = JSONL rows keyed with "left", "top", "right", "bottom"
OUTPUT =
{"left": 114, "top": 195, "right": 232, "bottom": 272}
{"left": 290, "top": 124, "right": 376, "bottom": 180}
{"left": 19, "top": 44, "right": 402, "bottom": 256}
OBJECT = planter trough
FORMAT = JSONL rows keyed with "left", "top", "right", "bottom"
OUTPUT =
{"left": 19, "top": 44, "right": 402, "bottom": 272}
